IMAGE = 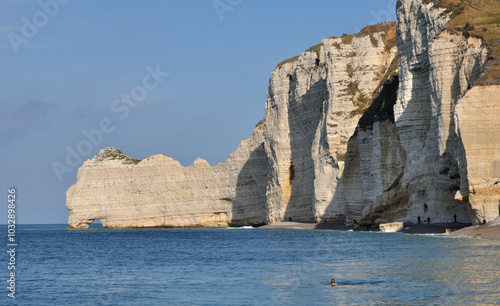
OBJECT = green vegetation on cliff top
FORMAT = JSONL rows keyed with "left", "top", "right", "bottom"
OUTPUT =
{"left": 277, "top": 0, "right": 500, "bottom": 83}
{"left": 276, "top": 22, "right": 397, "bottom": 69}
{"left": 429, "top": 0, "right": 500, "bottom": 83}
{"left": 275, "top": 22, "right": 398, "bottom": 118}
{"left": 338, "top": 22, "right": 396, "bottom": 52}
{"left": 95, "top": 147, "right": 141, "bottom": 164}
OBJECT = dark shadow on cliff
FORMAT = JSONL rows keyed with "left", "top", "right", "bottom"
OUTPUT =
{"left": 231, "top": 143, "right": 269, "bottom": 226}
{"left": 432, "top": 53, "right": 485, "bottom": 223}
{"left": 383, "top": 9, "right": 483, "bottom": 224}
{"left": 326, "top": 76, "right": 408, "bottom": 226}
{"left": 284, "top": 76, "right": 327, "bottom": 221}
{"left": 395, "top": 4, "right": 433, "bottom": 147}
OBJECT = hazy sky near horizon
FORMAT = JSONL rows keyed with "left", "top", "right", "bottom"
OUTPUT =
{"left": 0, "top": 0, "right": 396, "bottom": 224}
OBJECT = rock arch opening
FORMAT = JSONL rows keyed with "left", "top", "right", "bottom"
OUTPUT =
{"left": 89, "top": 218, "right": 103, "bottom": 229}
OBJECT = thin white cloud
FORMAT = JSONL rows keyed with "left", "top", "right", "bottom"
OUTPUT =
{"left": 0, "top": 42, "right": 70, "bottom": 49}
{"left": 0, "top": 100, "right": 57, "bottom": 144}
{"left": 20, "top": 42, "right": 70, "bottom": 48}
{"left": 0, "top": 42, "right": 71, "bottom": 53}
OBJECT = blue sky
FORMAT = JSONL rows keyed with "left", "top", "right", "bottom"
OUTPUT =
{"left": 0, "top": 0, "right": 396, "bottom": 224}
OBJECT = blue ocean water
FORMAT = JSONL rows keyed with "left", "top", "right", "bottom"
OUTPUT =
{"left": 3, "top": 224, "right": 500, "bottom": 305}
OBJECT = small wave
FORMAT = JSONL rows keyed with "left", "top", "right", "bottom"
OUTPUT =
{"left": 411, "top": 233, "right": 472, "bottom": 239}
{"left": 338, "top": 280, "right": 384, "bottom": 286}
{"left": 224, "top": 226, "right": 254, "bottom": 229}
{"left": 415, "top": 233, "right": 448, "bottom": 237}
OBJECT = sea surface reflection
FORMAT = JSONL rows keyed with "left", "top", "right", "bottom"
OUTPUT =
{"left": 11, "top": 225, "right": 500, "bottom": 305}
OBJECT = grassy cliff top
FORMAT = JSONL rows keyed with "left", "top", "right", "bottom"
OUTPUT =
{"left": 276, "top": 55, "right": 300, "bottom": 69}
{"left": 338, "top": 22, "right": 397, "bottom": 50}
{"left": 430, "top": 0, "right": 500, "bottom": 83}
{"left": 276, "top": 22, "right": 397, "bottom": 69}
{"left": 94, "top": 147, "right": 141, "bottom": 164}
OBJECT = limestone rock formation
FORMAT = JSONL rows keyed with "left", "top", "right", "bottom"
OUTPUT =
{"left": 342, "top": 76, "right": 408, "bottom": 225}
{"left": 379, "top": 222, "right": 404, "bottom": 233}
{"left": 67, "top": 0, "right": 500, "bottom": 229}
{"left": 264, "top": 22, "right": 398, "bottom": 223}
{"left": 455, "top": 85, "right": 500, "bottom": 223}
{"left": 67, "top": 125, "right": 269, "bottom": 228}
{"left": 394, "top": 0, "right": 497, "bottom": 224}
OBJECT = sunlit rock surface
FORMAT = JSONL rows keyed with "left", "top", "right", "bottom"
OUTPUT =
{"left": 67, "top": 0, "right": 499, "bottom": 228}
{"left": 67, "top": 125, "right": 269, "bottom": 229}
{"left": 394, "top": 0, "right": 496, "bottom": 225}
{"left": 379, "top": 222, "right": 404, "bottom": 232}
{"left": 264, "top": 23, "right": 398, "bottom": 223}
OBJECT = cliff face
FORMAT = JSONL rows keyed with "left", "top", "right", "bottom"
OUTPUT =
{"left": 264, "top": 23, "right": 398, "bottom": 223}
{"left": 342, "top": 76, "right": 408, "bottom": 225}
{"left": 67, "top": 125, "right": 269, "bottom": 228}
{"left": 67, "top": 0, "right": 500, "bottom": 228}
{"left": 341, "top": 0, "right": 499, "bottom": 225}
{"left": 455, "top": 86, "right": 500, "bottom": 223}
{"left": 395, "top": 0, "right": 496, "bottom": 224}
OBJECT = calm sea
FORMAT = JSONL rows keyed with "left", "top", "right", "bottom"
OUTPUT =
{"left": 3, "top": 224, "right": 500, "bottom": 305}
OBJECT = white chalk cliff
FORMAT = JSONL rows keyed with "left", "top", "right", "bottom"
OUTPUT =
{"left": 67, "top": 126, "right": 269, "bottom": 228}
{"left": 67, "top": 0, "right": 500, "bottom": 229}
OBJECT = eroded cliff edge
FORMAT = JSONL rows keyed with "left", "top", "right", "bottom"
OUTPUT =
{"left": 67, "top": 125, "right": 269, "bottom": 228}
{"left": 67, "top": 0, "right": 500, "bottom": 229}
